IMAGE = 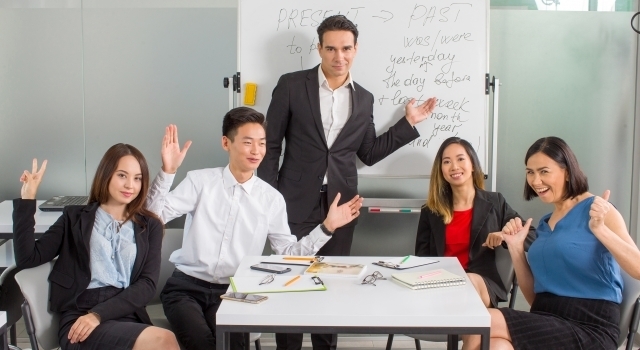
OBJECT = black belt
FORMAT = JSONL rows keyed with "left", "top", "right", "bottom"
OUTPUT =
{"left": 320, "top": 184, "right": 328, "bottom": 192}
{"left": 173, "top": 269, "right": 229, "bottom": 289}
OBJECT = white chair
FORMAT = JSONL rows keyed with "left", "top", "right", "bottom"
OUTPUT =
{"left": 14, "top": 261, "right": 59, "bottom": 350}
{"left": 386, "top": 246, "right": 518, "bottom": 350}
{"left": 0, "top": 264, "right": 26, "bottom": 348}
{"left": 152, "top": 229, "right": 262, "bottom": 350}
{"left": 618, "top": 270, "right": 640, "bottom": 350}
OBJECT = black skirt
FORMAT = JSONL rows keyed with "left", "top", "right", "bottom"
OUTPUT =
{"left": 480, "top": 275, "right": 504, "bottom": 308}
{"left": 499, "top": 292, "right": 620, "bottom": 350}
{"left": 58, "top": 286, "right": 149, "bottom": 350}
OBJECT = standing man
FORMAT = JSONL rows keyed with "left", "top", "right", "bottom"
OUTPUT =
{"left": 257, "top": 15, "right": 437, "bottom": 350}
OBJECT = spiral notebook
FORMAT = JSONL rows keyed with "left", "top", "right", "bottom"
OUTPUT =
{"left": 391, "top": 269, "right": 466, "bottom": 290}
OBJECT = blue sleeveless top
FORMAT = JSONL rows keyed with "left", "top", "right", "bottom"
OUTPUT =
{"left": 528, "top": 196, "right": 623, "bottom": 303}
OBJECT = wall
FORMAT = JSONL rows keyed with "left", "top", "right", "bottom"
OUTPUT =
{"left": 1, "top": 1, "right": 638, "bottom": 257}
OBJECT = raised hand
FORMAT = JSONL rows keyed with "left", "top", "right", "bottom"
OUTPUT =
{"left": 502, "top": 218, "right": 533, "bottom": 251}
{"left": 405, "top": 97, "right": 437, "bottom": 126}
{"left": 482, "top": 232, "right": 504, "bottom": 249}
{"left": 161, "top": 124, "right": 192, "bottom": 174}
{"left": 323, "top": 193, "right": 364, "bottom": 233}
{"left": 589, "top": 190, "right": 611, "bottom": 232}
{"left": 68, "top": 313, "right": 100, "bottom": 344}
{"left": 20, "top": 158, "right": 47, "bottom": 200}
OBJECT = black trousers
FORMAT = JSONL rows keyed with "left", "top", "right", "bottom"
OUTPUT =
{"left": 275, "top": 190, "right": 356, "bottom": 350}
{"left": 161, "top": 269, "right": 246, "bottom": 350}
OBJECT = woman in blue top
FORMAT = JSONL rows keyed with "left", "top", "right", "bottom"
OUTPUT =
{"left": 465, "top": 137, "right": 640, "bottom": 350}
{"left": 13, "top": 144, "right": 180, "bottom": 350}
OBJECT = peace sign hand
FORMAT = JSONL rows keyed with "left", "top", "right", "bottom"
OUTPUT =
{"left": 589, "top": 190, "right": 611, "bottom": 232}
{"left": 20, "top": 159, "right": 47, "bottom": 200}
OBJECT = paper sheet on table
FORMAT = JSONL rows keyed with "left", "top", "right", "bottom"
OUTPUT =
{"left": 372, "top": 256, "right": 439, "bottom": 270}
{"left": 230, "top": 275, "right": 326, "bottom": 293}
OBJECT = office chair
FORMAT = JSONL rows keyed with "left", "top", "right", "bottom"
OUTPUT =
{"left": 0, "top": 264, "right": 25, "bottom": 349}
{"left": 151, "top": 229, "right": 262, "bottom": 350}
{"left": 618, "top": 270, "right": 640, "bottom": 350}
{"left": 386, "top": 246, "right": 518, "bottom": 350}
{"left": 14, "top": 261, "right": 59, "bottom": 350}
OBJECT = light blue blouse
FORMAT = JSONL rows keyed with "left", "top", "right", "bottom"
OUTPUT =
{"left": 528, "top": 196, "right": 623, "bottom": 303}
{"left": 87, "top": 207, "right": 137, "bottom": 289}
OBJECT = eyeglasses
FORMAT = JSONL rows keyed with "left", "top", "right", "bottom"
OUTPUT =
{"left": 259, "top": 274, "right": 275, "bottom": 285}
{"left": 361, "top": 271, "right": 386, "bottom": 286}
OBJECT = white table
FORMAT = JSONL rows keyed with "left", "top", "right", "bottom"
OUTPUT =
{"left": 0, "top": 200, "right": 59, "bottom": 239}
{"left": 0, "top": 311, "right": 6, "bottom": 350}
{"left": 216, "top": 256, "right": 490, "bottom": 350}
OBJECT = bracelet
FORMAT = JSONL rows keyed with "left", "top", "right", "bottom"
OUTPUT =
{"left": 320, "top": 223, "right": 334, "bottom": 236}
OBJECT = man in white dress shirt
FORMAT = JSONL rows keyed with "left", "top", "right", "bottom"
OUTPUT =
{"left": 146, "top": 107, "right": 363, "bottom": 350}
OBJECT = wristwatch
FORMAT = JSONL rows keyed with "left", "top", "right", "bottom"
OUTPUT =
{"left": 320, "top": 223, "right": 334, "bottom": 236}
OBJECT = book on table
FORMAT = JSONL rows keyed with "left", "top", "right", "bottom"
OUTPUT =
{"left": 304, "top": 261, "right": 367, "bottom": 278}
{"left": 391, "top": 269, "right": 466, "bottom": 290}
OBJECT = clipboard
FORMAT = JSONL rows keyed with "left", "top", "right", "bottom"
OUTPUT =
{"left": 230, "top": 275, "right": 327, "bottom": 294}
{"left": 372, "top": 256, "right": 438, "bottom": 270}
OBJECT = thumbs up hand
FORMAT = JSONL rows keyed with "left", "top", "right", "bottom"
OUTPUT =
{"left": 589, "top": 190, "right": 611, "bottom": 232}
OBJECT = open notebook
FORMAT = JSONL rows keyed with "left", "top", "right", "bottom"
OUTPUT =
{"left": 392, "top": 269, "right": 466, "bottom": 290}
{"left": 230, "top": 275, "right": 326, "bottom": 294}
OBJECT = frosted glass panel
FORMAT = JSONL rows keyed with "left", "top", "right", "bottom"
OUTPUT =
{"left": 82, "top": 8, "right": 237, "bottom": 188}
{"left": 490, "top": 11, "right": 636, "bottom": 226}
{"left": 0, "top": 9, "right": 86, "bottom": 201}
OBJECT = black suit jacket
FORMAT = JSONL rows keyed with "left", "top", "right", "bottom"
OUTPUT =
{"left": 12, "top": 199, "right": 162, "bottom": 324}
{"left": 258, "top": 65, "right": 419, "bottom": 224}
{"left": 415, "top": 190, "right": 536, "bottom": 302}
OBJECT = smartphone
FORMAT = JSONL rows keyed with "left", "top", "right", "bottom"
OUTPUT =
{"left": 250, "top": 263, "right": 291, "bottom": 274}
{"left": 220, "top": 292, "right": 268, "bottom": 304}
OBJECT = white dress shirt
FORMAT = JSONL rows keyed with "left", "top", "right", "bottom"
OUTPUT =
{"left": 318, "top": 65, "right": 354, "bottom": 185}
{"left": 146, "top": 166, "right": 330, "bottom": 284}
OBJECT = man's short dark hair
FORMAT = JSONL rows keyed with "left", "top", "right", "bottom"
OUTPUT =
{"left": 317, "top": 15, "right": 358, "bottom": 46}
{"left": 222, "top": 107, "right": 266, "bottom": 141}
{"left": 523, "top": 136, "right": 589, "bottom": 201}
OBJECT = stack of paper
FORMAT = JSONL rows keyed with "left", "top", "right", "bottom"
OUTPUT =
{"left": 392, "top": 269, "right": 466, "bottom": 290}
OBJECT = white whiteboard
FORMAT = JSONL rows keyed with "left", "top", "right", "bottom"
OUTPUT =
{"left": 238, "top": 0, "right": 489, "bottom": 177}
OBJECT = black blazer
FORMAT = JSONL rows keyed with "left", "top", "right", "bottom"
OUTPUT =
{"left": 415, "top": 190, "right": 536, "bottom": 302}
{"left": 258, "top": 65, "right": 419, "bottom": 224}
{"left": 12, "top": 199, "right": 162, "bottom": 324}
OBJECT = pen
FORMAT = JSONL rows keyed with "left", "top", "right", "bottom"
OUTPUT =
{"left": 400, "top": 255, "right": 411, "bottom": 264}
{"left": 284, "top": 275, "right": 301, "bottom": 287}
{"left": 419, "top": 271, "right": 442, "bottom": 279}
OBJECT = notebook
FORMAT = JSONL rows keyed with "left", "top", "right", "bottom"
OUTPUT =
{"left": 38, "top": 196, "right": 88, "bottom": 211}
{"left": 392, "top": 269, "right": 466, "bottom": 290}
{"left": 372, "top": 256, "right": 438, "bottom": 270}
{"left": 304, "top": 261, "right": 367, "bottom": 278}
{"left": 230, "top": 275, "right": 327, "bottom": 294}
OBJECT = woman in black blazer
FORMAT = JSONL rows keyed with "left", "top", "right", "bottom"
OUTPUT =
{"left": 13, "top": 144, "right": 179, "bottom": 350}
{"left": 415, "top": 137, "right": 535, "bottom": 308}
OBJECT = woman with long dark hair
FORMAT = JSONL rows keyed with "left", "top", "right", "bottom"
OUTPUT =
{"left": 466, "top": 136, "right": 640, "bottom": 350}
{"left": 13, "top": 144, "right": 179, "bottom": 350}
{"left": 416, "top": 137, "right": 534, "bottom": 309}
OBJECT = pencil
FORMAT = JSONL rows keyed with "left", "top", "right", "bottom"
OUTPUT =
{"left": 283, "top": 256, "right": 316, "bottom": 261}
{"left": 284, "top": 275, "right": 301, "bottom": 287}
